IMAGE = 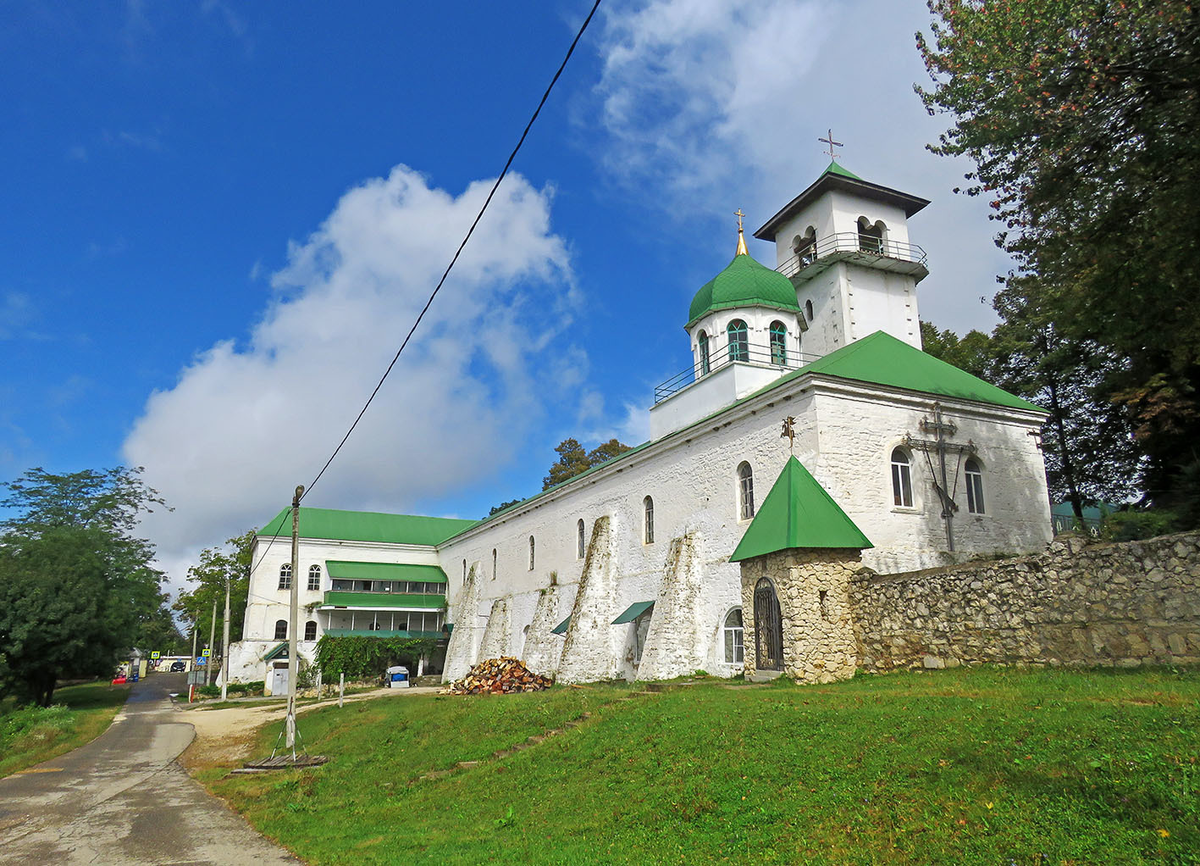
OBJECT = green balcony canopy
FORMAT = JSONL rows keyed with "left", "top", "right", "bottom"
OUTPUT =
{"left": 325, "top": 560, "right": 447, "bottom": 583}
{"left": 319, "top": 591, "right": 446, "bottom": 610}
{"left": 551, "top": 616, "right": 571, "bottom": 635}
{"left": 612, "top": 601, "right": 655, "bottom": 624}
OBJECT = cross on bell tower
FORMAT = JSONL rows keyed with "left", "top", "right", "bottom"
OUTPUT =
{"left": 818, "top": 128, "right": 843, "bottom": 161}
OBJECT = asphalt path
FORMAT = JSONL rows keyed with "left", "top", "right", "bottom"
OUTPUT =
{"left": 0, "top": 673, "right": 298, "bottom": 865}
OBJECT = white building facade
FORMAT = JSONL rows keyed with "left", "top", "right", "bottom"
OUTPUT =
{"left": 230, "top": 163, "right": 1054, "bottom": 687}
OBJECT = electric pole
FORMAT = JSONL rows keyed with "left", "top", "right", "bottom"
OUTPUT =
{"left": 207, "top": 596, "right": 217, "bottom": 687}
{"left": 285, "top": 485, "right": 303, "bottom": 753}
{"left": 220, "top": 575, "right": 232, "bottom": 701}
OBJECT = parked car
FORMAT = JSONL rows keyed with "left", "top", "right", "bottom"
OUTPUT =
{"left": 169, "top": 660, "right": 187, "bottom": 672}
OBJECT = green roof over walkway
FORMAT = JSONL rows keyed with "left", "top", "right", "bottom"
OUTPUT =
{"left": 730, "top": 456, "right": 872, "bottom": 561}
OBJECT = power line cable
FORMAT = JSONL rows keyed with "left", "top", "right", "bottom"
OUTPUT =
{"left": 300, "top": 0, "right": 603, "bottom": 504}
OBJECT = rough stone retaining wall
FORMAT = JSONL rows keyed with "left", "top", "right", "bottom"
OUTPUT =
{"left": 850, "top": 531, "right": 1200, "bottom": 671}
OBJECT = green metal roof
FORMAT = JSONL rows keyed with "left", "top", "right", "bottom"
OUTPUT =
{"left": 319, "top": 591, "right": 446, "bottom": 610}
{"left": 686, "top": 251, "right": 801, "bottom": 328}
{"left": 259, "top": 507, "right": 475, "bottom": 545}
{"left": 325, "top": 560, "right": 447, "bottom": 583}
{"left": 730, "top": 456, "right": 872, "bottom": 561}
{"left": 793, "top": 331, "right": 1042, "bottom": 412}
{"left": 611, "top": 601, "right": 655, "bottom": 624}
{"left": 551, "top": 615, "right": 571, "bottom": 635}
{"left": 262, "top": 642, "right": 289, "bottom": 662}
{"left": 821, "top": 160, "right": 861, "bottom": 180}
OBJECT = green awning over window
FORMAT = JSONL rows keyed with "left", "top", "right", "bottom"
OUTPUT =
{"left": 325, "top": 560, "right": 447, "bottom": 583}
{"left": 551, "top": 616, "right": 571, "bottom": 635}
{"left": 612, "top": 601, "right": 655, "bottom": 624}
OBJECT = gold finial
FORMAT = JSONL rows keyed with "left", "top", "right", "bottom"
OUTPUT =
{"left": 734, "top": 208, "right": 748, "bottom": 256}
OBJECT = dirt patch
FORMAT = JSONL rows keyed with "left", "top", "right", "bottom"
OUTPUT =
{"left": 178, "top": 687, "right": 440, "bottom": 771}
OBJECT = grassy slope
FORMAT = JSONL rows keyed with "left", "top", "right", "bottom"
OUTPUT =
{"left": 206, "top": 668, "right": 1199, "bottom": 864}
{"left": 0, "top": 680, "right": 129, "bottom": 778}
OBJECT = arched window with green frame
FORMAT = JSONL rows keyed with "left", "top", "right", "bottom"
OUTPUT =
{"left": 698, "top": 330, "right": 710, "bottom": 375}
{"left": 727, "top": 320, "right": 748, "bottom": 362}
{"left": 769, "top": 321, "right": 787, "bottom": 365}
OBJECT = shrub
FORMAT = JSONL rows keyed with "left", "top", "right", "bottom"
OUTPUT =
{"left": 196, "top": 685, "right": 220, "bottom": 697}
{"left": 1100, "top": 509, "right": 1179, "bottom": 541}
{"left": 314, "top": 635, "right": 438, "bottom": 679}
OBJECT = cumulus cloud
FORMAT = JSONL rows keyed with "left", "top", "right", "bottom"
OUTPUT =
{"left": 124, "top": 166, "right": 577, "bottom": 584}
{"left": 592, "top": 0, "right": 1012, "bottom": 334}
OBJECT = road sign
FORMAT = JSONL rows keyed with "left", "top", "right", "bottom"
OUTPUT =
{"left": 201, "top": 648, "right": 211, "bottom": 657}
{"left": 150, "top": 651, "right": 160, "bottom": 659}
{"left": 195, "top": 656, "right": 207, "bottom": 666}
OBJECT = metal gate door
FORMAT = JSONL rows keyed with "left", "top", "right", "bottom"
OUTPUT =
{"left": 754, "top": 578, "right": 784, "bottom": 671}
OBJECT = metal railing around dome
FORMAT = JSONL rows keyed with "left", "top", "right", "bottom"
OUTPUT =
{"left": 776, "top": 232, "right": 928, "bottom": 279}
{"left": 653, "top": 341, "right": 821, "bottom": 404}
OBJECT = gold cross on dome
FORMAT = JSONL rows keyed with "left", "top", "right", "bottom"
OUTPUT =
{"left": 734, "top": 208, "right": 745, "bottom": 233}
{"left": 819, "top": 128, "right": 843, "bottom": 160}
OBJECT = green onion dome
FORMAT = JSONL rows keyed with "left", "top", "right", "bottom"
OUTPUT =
{"left": 686, "top": 249, "right": 801, "bottom": 329}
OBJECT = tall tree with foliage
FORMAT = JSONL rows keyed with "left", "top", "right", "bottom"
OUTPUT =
{"left": 918, "top": 0, "right": 1200, "bottom": 519}
{"left": 174, "top": 530, "right": 255, "bottom": 650}
{"left": 542, "top": 437, "right": 632, "bottom": 490}
{"left": 919, "top": 320, "right": 993, "bottom": 380}
{"left": 0, "top": 467, "right": 170, "bottom": 705}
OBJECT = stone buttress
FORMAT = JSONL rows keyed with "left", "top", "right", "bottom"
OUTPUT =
{"left": 557, "top": 515, "right": 623, "bottom": 683}
{"left": 636, "top": 531, "right": 707, "bottom": 681}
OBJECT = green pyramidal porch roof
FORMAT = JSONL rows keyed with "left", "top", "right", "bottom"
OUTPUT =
{"left": 788, "top": 330, "right": 1042, "bottom": 412}
{"left": 730, "top": 456, "right": 872, "bottom": 561}
{"left": 687, "top": 252, "right": 802, "bottom": 328}
{"left": 259, "top": 507, "right": 475, "bottom": 546}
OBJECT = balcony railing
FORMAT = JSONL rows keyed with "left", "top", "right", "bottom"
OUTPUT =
{"left": 776, "top": 232, "right": 928, "bottom": 279}
{"left": 653, "top": 340, "right": 820, "bottom": 404}
{"left": 321, "top": 590, "right": 447, "bottom": 609}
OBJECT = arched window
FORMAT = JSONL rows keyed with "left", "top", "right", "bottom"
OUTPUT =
{"left": 274, "top": 619, "right": 287, "bottom": 640}
{"left": 724, "top": 608, "right": 744, "bottom": 663}
{"left": 577, "top": 519, "right": 586, "bottom": 560}
{"left": 698, "top": 331, "right": 710, "bottom": 376}
{"left": 643, "top": 496, "right": 655, "bottom": 544}
{"left": 793, "top": 226, "right": 817, "bottom": 266}
{"left": 804, "top": 299, "right": 814, "bottom": 321}
{"left": 858, "top": 217, "right": 885, "bottom": 253}
{"left": 891, "top": 448, "right": 913, "bottom": 508}
{"left": 769, "top": 321, "right": 787, "bottom": 365}
{"left": 965, "top": 458, "right": 985, "bottom": 514}
{"left": 727, "top": 319, "right": 748, "bottom": 362}
{"left": 528, "top": 536, "right": 535, "bottom": 571}
{"left": 304, "top": 620, "right": 317, "bottom": 641}
{"left": 278, "top": 564, "right": 292, "bottom": 590}
{"left": 492, "top": 548, "right": 497, "bottom": 580}
{"left": 738, "top": 462, "right": 755, "bottom": 520}
{"left": 307, "top": 564, "right": 321, "bottom": 591}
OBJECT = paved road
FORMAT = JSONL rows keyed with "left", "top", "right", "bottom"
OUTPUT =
{"left": 0, "top": 673, "right": 298, "bottom": 865}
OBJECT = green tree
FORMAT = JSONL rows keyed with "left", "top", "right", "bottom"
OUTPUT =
{"left": 488, "top": 499, "right": 521, "bottom": 516}
{"left": 542, "top": 437, "right": 633, "bottom": 490}
{"left": 174, "top": 530, "right": 255, "bottom": 649}
{"left": 0, "top": 467, "right": 169, "bottom": 705}
{"left": 917, "top": 0, "right": 1200, "bottom": 519}
{"left": 919, "top": 320, "right": 993, "bottom": 379}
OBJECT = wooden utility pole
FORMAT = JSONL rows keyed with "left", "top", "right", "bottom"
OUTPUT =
{"left": 220, "top": 576, "right": 232, "bottom": 701}
{"left": 285, "top": 485, "right": 303, "bottom": 752}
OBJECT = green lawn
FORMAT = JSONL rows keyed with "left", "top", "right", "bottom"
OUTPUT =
{"left": 0, "top": 680, "right": 129, "bottom": 778}
{"left": 205, "top": 668, "right": 1199, "bottom": 864}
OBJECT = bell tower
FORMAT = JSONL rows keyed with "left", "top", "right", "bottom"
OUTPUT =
{"left": 753, "top": 162, "right": 930, "bottom": 356}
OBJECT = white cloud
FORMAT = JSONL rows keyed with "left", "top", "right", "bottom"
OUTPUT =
{"left": 124, "top": 165, "right": 577, "bottom": 586}
{"left": 592, "top": 0, "right": 1012, "bottom": 335}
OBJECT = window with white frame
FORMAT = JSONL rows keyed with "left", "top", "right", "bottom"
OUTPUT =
{"left": 724, "top": 608, "right": 744, "bottom": 663}
{"left": 278, "top": 563, "right": 292, "bottom": 590}
{"left": 576, "top": 519, "right": 586, "bottom": 560}
{"left": 738, "top": 461, "right": 755, "bottom": 520}
{"left": 307, "top": 564, "right": 321, "bottom": 591}
{"left": 643, "top": 496, "right": 654, "bottom": 544}
{"left": 965, "top": 458, "right": 985, "bottom": 514}
{"left": 891, "top": 448, "right": 913, "bottom": 508}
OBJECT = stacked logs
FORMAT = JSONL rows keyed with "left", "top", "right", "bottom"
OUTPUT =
{"left": 442, "top": 657, "right": 553, "bottom": 695}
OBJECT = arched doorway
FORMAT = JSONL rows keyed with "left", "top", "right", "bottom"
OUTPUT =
{"left": 754, "top": 577, "right": 784, "bottom": 671}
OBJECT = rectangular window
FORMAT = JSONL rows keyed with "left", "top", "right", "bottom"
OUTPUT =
{"left": 307, "top": 572, "right": 320, "bottom": 591}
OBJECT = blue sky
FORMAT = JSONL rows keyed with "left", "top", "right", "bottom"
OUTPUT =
{"left": 1, "top": 1, "right": 1010, "bottom": 587}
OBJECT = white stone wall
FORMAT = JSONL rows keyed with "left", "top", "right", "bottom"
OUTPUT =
{"left": 436, "top": 372, "right": 1051, "bottom": 683}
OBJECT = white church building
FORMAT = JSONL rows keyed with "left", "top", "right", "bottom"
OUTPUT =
{"left": 228, "top": 162, "right": 1053, "bottom": 691}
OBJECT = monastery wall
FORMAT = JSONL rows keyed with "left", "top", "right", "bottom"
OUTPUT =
{"left": 850, "top": 531, "right": 1200, "bottom": 671}
{"left": 437, "top": 374, "right": 1050, "bottom": 683}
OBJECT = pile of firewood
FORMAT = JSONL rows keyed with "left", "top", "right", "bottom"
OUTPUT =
{"left": 442, "top": 657, "right": 553, "bottom": 695}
